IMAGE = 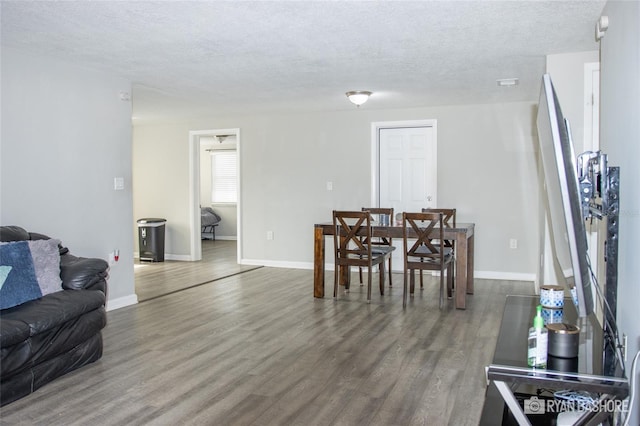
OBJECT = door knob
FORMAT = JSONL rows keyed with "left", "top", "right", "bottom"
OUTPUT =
{"left": 427, "top": 195, "right": 433, "bottom": 202}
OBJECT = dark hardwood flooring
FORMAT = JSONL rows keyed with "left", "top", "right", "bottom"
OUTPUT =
{"left": 135, "top": 239, "right": 261, "bottom": 301}
{"left": 0, "top": 266, "right": 534, "bottom": 425}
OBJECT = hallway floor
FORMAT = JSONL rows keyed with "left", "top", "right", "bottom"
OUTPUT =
{"left": 134, "top": 239, "right": 261, "bottom": 301}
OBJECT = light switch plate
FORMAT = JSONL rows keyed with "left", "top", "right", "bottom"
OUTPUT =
{"left": 114, "top": 177, "right": 124, "bottom": 191}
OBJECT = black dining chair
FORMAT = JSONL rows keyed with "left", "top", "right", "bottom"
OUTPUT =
{"left": 333, "top": 210, "right": 393, "bottom": 303}
{"left": 402, "top": 211, "right": 455, "bottom": 309}
{"left": 359, "top": 207, "right": 396, "bottom": 288}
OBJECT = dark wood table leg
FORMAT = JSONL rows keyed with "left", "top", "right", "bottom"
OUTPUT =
{"left": 340, "top": 264, "right": 350, "bottom": 289}
{"left": 455, "top": 232, "right": 468, "bottom": 309}
{"left": 314, "top": 227, "right": 325, "bottom": 298}
{"left": 467, "top": 234, "right": 474, "bottom": 294}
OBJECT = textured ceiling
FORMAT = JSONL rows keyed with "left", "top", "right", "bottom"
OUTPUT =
{"left": 1, "top": 1, "right": 606, "bottom": 122}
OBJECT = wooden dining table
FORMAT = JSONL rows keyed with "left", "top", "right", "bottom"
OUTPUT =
{"left": 313, "top": 222, "right": 475, "bottom": 309}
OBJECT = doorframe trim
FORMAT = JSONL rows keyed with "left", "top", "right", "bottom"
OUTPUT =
{"left": 188, "top": 128, "right": 242, "bottom": 262}
{"left": 583, "top": 61, "right": 601, "bottom": 314}
{"left": 370, "top": 119, "right": 438, "bottom": 206}
{"left": 583, "top": 62, "right": 600, "bottom": 153}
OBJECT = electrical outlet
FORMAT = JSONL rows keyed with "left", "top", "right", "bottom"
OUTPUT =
{"left": 266, "top": 231, "right": 274, "bottom": 240}
{"left": 108, "top": 249, "right": 120, "bottom": 266}
{"left": 510, "top": 238, "right": 518, "bottom": 249}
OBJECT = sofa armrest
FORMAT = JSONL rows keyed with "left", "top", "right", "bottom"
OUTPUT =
{"left": 60, "top": 254, "right": 109, "bottom": 292}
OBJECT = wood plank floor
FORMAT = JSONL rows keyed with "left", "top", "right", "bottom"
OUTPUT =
{"left": 0, "top": 267, "right": 534, "bottom": 425}
{"left": 135, "top": 239, "right": 261, "bottom": 301}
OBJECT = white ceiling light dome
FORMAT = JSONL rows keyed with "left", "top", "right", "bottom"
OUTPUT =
{"left": 346, "top": 91, "right": 372, "bottom": 107}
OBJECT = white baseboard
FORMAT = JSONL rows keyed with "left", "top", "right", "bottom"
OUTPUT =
{"left": 391, "top": 270, "right": 533, "bottom": 282}
{"left": 106, "top": 294, "right": 138, "bottom": 311}
{"left": 240, "top": 259, "right": 535, "bottom": 283}
{"left": 240, "top": 259, "right": 312, "bottom": 269}
{"left": 203, "top": 236, "right": 237, "bottom": 241}
{"left": 134, "top": 252, "right": 194, "bottom": 261}
{"left": 135, "top": 247, "right": 236, "bottom": 262}
{"left": 473, "top": 271, "right": 535, "bottom": 282}
{"left": 164, "top": 253, "right": 192, "bottom": 261}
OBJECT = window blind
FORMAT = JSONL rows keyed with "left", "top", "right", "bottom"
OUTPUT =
{"left": 211, "top": 151, "right": 237, "bottom": 203}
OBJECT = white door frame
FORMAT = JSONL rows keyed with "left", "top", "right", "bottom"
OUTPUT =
{"left": 370, "top": 119, "right": 438, "bottom": 206}
{"left": 583, "top": 62, "right": 600, "bottom": 153}
{"left": 188, "top": 128, "right": 242, "bottom": 262}
{"left": 583, "top": 62, "right": 602, "bottom": 315}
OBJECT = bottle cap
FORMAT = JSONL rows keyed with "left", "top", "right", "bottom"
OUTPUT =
{"left": 533, "top": 304, "right": 545, "bottom": 329}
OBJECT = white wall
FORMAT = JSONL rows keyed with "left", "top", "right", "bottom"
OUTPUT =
{"left": 132, "top": 123, "right": 191, "bottom": 256}
{"left": 600, "top": 1, "right": 640, "bottom": 423}
{"left": 1, "top": 48, "right": 135, "bottom": 309}
{"left": 133, "top": 101, "right": 540, "bottom": 280}
{"left": 547, "top": 51, "right": 600, "bottom": 154}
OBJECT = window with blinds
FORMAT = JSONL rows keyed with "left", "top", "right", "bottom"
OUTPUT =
{"left": 211, "top": 150, "right": 237, "bottom": 203}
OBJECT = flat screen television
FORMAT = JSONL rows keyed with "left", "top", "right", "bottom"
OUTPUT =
{"left": 536, "top": 74, "right": 594, "bottom": 318}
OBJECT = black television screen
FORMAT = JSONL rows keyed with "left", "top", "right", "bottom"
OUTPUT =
{"left": 536, "top": 74, "right": 594, "bottom": 317}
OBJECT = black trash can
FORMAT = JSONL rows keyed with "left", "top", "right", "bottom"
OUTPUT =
{"left": 137, "top": 218, "right": 166, "bottom": 262}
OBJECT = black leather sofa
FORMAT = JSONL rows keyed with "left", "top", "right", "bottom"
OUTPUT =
{"left": 0, "top": 226, "right": 108, "bottom": 406}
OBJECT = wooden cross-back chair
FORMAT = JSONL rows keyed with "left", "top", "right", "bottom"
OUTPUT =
{"left": 359, "top": 207, "right": 396, "bottom": 287}
{"left": 419, "top": 208, "right": 456, "bottom": 293}
{"left": 422, "top": 208, "right": 456, "bottom": 233}
{"left": 333, "top": 210, "right": 393, "bottom": 303}
{"left": 402, "top": 211, "right": 455, "bottom": 309}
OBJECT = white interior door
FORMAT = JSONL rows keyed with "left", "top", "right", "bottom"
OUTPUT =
{"left": 377, "top": 124, "right": 437, "bottom": 271}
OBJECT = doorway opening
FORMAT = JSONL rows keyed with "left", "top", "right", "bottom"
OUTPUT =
{"left": 134, "top": 128, "right": 252, "bottom": 302}
{"left": 188, "top": 128, "right": 242, "bottom": 262}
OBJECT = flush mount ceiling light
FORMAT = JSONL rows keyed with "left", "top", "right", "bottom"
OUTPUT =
{"left": 346, "top": 91, "right": 372, "bottom": 107}
{"left": 497, "top": 78, "right": 519, "bottom": 87}
{"left": 215, "top": 134, "right": 233, "bottom": 143}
